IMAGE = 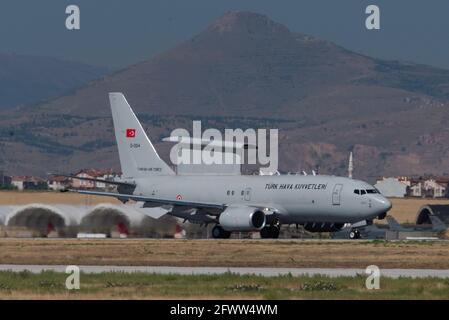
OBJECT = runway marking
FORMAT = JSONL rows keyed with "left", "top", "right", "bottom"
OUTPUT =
{"left": 1, "top": 265, "right": 449, "bottom": 278}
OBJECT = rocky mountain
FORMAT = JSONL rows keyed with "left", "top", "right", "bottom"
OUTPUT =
{"left": 0, "top": 53, "right": 107, "bottom": 109}
{"left": 1, "top": 11, "right": 449, "bottom": 181}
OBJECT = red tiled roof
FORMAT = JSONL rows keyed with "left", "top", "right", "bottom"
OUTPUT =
{"left": 74, "top": 169, "right": 121, "bottom": 178}
{"left": 11, "top": 176, "right": 45, "bottom": 182}
{"left": 48, "top": 175, "right": 70, "bottom": 183}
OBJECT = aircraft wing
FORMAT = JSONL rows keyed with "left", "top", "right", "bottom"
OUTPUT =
{"left": 133, "top": 203, "right": 170, "bottom": 219}
{"left": 69, "top": 189, "right": 225, "bottom": 210}
{"left": 57, "top": 174, "right": 136, "bottom": 187}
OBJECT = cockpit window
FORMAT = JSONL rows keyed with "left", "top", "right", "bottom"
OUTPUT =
{"left": 355, "top": 188, "right": 380, "bottom": 195}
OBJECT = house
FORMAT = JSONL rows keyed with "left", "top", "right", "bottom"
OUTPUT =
{"left": 393, "top": 176, "right": 423, "bottom": 197}
{"left": 71, "top": 169, "right": 99, "bottom": 189}
{"left": 408, "top": 181, "right": 422, "bottom": 197}
{"left": 11, "top": 176, "right": 47, "bottom": 190}
{"left": 10, "top": 176, "right": 25, "bottom": 190}
{"left": 47, "top": 175, "right": 71, "bottom": 191}
{"left": 423, "top": 178, "right": 448, "bottom": 198}
{"left": 71, "top": 169, "right": 121, "bottom": 190}
{"left": 435, "top": 178, "right": 449, "bottom": 198}
{"left": 382, "top": 176, "right": 449, "bottom": 198}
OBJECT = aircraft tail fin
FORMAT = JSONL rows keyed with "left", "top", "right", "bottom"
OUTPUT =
{"left": 386, "top": 216, "right": 408, "bottom": 231}
{"left": 429, "top": 215, "right": 447, "bottom": 232}
{"left": 109, "top": 92, "right": 175, "bottom": 179}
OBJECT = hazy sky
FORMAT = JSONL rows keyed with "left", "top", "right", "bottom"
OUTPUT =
{"left": 1, "top": 0, "right": 448, "bottom": 70}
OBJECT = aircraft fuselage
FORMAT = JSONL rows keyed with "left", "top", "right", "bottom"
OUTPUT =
{"left": 133, "top": 174, "right": 391, "bottom": 224}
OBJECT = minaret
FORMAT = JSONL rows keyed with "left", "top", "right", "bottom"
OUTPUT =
{"left": 348, "top": 152, "right": 353, "bottom": 179}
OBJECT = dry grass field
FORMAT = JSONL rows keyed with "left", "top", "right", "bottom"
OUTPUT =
{"left": 0, "top": 239, "right": 449, "bottom": 269}
{"left": 0, "top": 191, "right": 121, "bottom": 205}
{"left": 388, "top": 198, "right": 449, "bottom": 223}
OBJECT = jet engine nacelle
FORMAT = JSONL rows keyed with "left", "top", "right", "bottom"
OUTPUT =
{"left": 219, "top": 207, "right": 266, "bottom": 231}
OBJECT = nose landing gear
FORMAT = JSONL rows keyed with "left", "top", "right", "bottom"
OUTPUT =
{"left": 349, "top": 229, "right": 361, "bottom": 239}
{"left": 377, "top": 212, "right": 387, "bottom": 220}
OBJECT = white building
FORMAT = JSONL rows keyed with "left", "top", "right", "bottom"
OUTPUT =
{"left": 423, "top": 179, "right": 447, "bottom": 198}
{"left": 409, "top": 182, "right": 422, "bottom": 197}
{"left": 71, "top": 169, "right": 121, "bottom": 191}
{"left": 47, "top": 176, "right": 70, "bottom": 191}
{"left": 374, "top": 177, "right": 408, "bottom": 198}
{"left": 11, "top": 176, "right": 47, "bottom": 191}
{"left": 11, "top": 177, "right": 25, "bottom": 190}
{"left": 376, "top": 176, "right": 448, "bottom": 198}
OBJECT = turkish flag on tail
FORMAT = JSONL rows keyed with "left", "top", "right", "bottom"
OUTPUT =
{"left": 126, "top": 129, "right": 136, "bottom": 138}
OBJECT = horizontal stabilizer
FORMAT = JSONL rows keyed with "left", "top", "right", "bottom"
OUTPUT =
{"left": 162, "top": 136, "right": 257, "bottom": 149}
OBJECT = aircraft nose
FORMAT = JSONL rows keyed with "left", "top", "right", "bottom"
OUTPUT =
{"left": 378, "top": 196, "right": 392, "bottom": 212}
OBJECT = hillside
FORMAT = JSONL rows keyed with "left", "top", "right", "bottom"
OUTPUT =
{"left": 1, "top": 11, "right": 449, "bottom": 181}
{"left": 0, "top": 53, "right": 107, "bottom": 109}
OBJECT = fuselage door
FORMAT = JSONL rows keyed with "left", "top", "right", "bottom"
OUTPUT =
{"left": 332, "top": 184, "right": 343, "bottom": 205}
{"left": 244, "top": 188, "right": 251, "bottom": 201}
{"left": 149, "top": 184, "right": 157, "bottom": 197}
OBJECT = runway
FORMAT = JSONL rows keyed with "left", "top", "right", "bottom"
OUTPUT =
{"left": 1, "top": 264, "right": 449, "bottom": 278}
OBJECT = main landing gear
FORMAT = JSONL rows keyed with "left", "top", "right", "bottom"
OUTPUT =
{"left": 260, "top": 225, "right": 280, "bottom": 239}
{"left": 349, "top": 229, "right": 361, "bottom": 240}
{"left": 212, "top": 225, "right": 231, "bottom": 239}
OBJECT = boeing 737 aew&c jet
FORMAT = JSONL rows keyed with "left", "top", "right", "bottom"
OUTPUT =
{"left": 67, "top": 93, "right": 392, "bottom": 239}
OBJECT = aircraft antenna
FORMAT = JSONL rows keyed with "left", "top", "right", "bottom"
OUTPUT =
{"left": 348, "top": 152, "right": 354, "bottom": 179}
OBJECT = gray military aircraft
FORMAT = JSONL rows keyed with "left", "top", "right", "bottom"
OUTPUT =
{"left": 331, "top": 220, "right": 386, "bottom": 240}
{"left": 67, "top": 93, "right": 392, "bottom": 239}
{"left": 386, "top": 215, "right": 447, "bottom": 233}
{"left": 332, "top": 215, "right": 447, "bottom": 240}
